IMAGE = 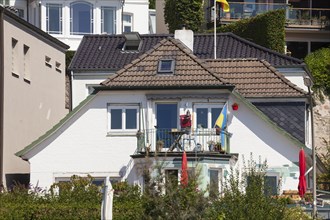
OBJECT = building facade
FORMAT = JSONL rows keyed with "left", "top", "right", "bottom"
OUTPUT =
{"left": 0, "top": 6, "right": 69, "bottom": 188}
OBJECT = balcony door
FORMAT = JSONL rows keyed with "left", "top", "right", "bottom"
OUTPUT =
{"left": 156, "top": 103, "right": 178, "bottom": 148}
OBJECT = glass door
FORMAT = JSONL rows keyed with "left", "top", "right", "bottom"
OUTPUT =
{"left": 156, "top": 103, "right": 178, "bottom": 149}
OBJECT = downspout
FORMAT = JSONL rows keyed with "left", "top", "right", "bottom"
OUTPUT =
{"left": 0, "top": 8, "right": 4, "bottom": 186}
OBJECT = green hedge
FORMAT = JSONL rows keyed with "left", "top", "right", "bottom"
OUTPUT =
{"left": 217, "top": 9, "right": 286, "bottom": 53}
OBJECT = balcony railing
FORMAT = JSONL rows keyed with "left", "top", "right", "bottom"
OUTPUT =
{"left": 207, "top": 2, "right": 330, "bottom": 28}
{"left": 136, "top": 128, "right": 230, "bottom": 154}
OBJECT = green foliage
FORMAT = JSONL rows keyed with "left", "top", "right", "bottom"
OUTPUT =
{"left": 149, "top": 0, "right": 155, "bottom": 9}
{"left": 164, "top": 0, "right": 204, "bottom": 33}
{"left": 0, "top": 176, "right": 101, "bottom": 219}
{"left": 112, "top": 182, "right": 144, "bottom": 220}
{"left": 217, "top": 10, "right": 286, "bottom": 53}
{"left": 283, "top": 206, "right": 313, "bottom": 220}
{"left": 304, "top": 47, "right": 330, "bottom": 96}
{"left": 216, "top": 155, "right": 287, "bottom": 220}
{"left": 65, "top": 50, "right": 75, "bottom": 69}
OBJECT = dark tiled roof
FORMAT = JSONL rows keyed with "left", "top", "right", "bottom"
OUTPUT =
{"left": 69, "top": 33, "right": 302, "bottom": 71}
{"left": 206, "top": 59, "right": 307, "bottom": 98}
{"left": 253, "top": 102, "right": 306, "bottom": 143}
{"left": 101, "top": 38, "right": 231, "bottom": 89}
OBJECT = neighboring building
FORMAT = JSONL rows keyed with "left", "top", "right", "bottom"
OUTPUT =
{"left": 3, "top": 0, "right": 150, "bottom": 50}
{"left": 17, "top": 31, "right": 317, "bottom": 196}
{"left": 156, "top": 0, "right": 330, "bottom": 59}
{"left": 0, "top": 6, "right": 69, "bottom": 188}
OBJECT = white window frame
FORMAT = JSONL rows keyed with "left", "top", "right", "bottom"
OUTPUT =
{"left": 46, "top": 3, "right": 63, "bottom": 34}
{"left": 193, "top": 103, "right": 224, "bottom": 128}
{"left": 209, "top": 167, "right": 222, "bottom": 195}
{"left": 123, "top": 13, "right": 133, "bottom": 33}
{"left": 101, "top": 6, "right": 116, "bottom": 34}
{"left": 107, "top": 104, "right": 139, "bottom": 134}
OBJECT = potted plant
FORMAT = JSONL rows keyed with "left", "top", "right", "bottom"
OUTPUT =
{"left": 156, "top": 140, "right": 164, "bottom": 152}
{"left": 207, "top": 140, "right": 216, "bottom": 151}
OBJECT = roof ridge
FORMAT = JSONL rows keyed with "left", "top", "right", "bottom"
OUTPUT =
{"left": 226, "top": 32, "right": 303, "bottom": 64}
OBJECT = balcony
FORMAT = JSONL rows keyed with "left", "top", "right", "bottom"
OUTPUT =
{"left": 135, "top": 128, "right": 230, "bottom": 155}
{"left": 207, "top": 2, "right": 330, "bottom": 29}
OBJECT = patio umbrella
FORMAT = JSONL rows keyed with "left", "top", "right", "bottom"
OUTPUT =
{"left": 181, "top": 151, "right": 188, "bottom": 187}
{"left": 298, "top": 149, "right": 307, "bottom": 198}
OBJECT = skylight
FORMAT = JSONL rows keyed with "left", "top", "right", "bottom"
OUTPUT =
{"left": 122, "top": 32, "right": 141, "bottom": 51}
{"left": 158, "top": 59, "right": 175, "bottom": 74}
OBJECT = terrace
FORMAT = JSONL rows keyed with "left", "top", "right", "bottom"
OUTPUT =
{"left": 206, "top": 2, "right": 330, "bottom": 29}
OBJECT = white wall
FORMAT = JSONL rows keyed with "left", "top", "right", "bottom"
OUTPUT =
{"left": 28, "top": 90, "right": 302, "bottom": 192}
{"left": 228, "top": 95, "right": 301, "bottom": 191}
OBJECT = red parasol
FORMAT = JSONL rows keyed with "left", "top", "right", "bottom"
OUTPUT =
{"left": 298, "top": 149, "right": 307, "bottom": 198}
{"left": 180, "top": 151, "right": 188, "bottom": 187}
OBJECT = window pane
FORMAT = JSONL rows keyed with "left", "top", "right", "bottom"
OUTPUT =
{"left": 286, "top": 41, "right": 308, "bottom": 59}
{"left": 126, "top": 109, "right": 137, "bottom": 129}
{"left": 211, "top": 108, "right": 221, "bottom": 127}
{"left": 123, "top": 14, "right": 131, "bottom": 23}
{"left": 71, "top": 2, "right": 93, "bottom": 35}
{"left": 111, "top": 109, "right": 122, "bottom": 129}
{"left": 47, "top": 4, "right": 62, "bottom": 34}
{"left": 197, "top": 108, "right": 208, "bottom": 128}
{"left": 124, "top": 26, "right": 131, "bottom": 33}
{"left": 264, "top": 176, "right": 277, "bottom": 196}
{"left": 209, "top": 170, "right": 219, "bottom": 197}
{"left": 102, "top": 7, "right": 115, "bottom": 34}
{"left": 160, "top": 60, "right": 172, "bottom": 71}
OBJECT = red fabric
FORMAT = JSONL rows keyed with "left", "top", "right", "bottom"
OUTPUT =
{"left": 181, "top": 151, "right": 188, "bottom": 187}
{"left": 298, "top": 149, "right": 307, "bottom": 198}
{"left": 180, "top": 115, "right": 191, "bottom": 128}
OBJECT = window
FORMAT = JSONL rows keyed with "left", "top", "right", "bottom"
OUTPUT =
{"left": 101, "top": 7, "right": 116, "bottom": 34}
{"left": 0, "top": 0, "right": 9, "bottom": 5}
{"left": 11, "top": 38, "right": 18, "bottom": 76}
{"left": 264, "top": 176, "right": 278, "bottom": 196}
{"left": 165, "top": 169, "right": 178, "bottom": 193}
{"left": 108, "top": 105, "right": 139, "bottom": 131}
{"left": 209, "top": 169, "right": 221, "bottom": 197}
{"left": 158, "top": 59, "right": 175, "bottom": 74}
{"left": 17, "top": 9, "right": 24, "bottom": 19}
{"left": 46, "top": 4, "right": 62, "bottom": 34}
{"left": 123, "top": 13, "right": 132, "bottom": 32}
{"left": 55, "top": 62, "right": 62, "bottom": 73}
{"left": 45, "top": 56, "right": 52, "bottom": 67}
{"left": 194, "top": 104, "right": 222, "bottom": 128}
{"left": 70, "top": 1, "right": 93, "bottom": 35}
{"left": 23, "top": 45, "right": 30, "bottom": 81}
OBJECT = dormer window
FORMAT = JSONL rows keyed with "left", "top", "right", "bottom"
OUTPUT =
{"left": 158, "top": 59, "right": 175, "bottom": 74}
{"left": 122, "top": 32, "right": 141, "bottom": 51}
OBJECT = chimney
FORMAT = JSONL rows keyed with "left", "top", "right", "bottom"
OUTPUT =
{"left": 174, "top": 27, "right": 194, "bottom": 52}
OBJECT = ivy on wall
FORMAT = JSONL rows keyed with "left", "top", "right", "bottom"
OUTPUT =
{"left": 217, "top": 9, "right": 286, "bottom": 53}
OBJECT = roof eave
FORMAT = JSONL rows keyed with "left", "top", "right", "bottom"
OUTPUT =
{"left": 96, "top": 85, "right": 235, "bottom": 91}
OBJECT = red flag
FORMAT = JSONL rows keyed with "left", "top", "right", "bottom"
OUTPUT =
{"left": 298, "top": 149, "right": 307, "bottom": 198}
{"left": 181, "top": 151, "right": 188, "bottom": 187}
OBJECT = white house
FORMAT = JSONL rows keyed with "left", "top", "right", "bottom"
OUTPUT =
{"left": 6, "top": 0, "right": 150, "bottom": 50}
{"left": 17, "top": 36, "right": 314, "bottom": 195}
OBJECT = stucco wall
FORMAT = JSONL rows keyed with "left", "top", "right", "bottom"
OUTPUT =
{"left": 27, "top": 90, "right": 301, "bottom": 192}
{"left": 2, "top": 16, "right": 68, "bottom": 184}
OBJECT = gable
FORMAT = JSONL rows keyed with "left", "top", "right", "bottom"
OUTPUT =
{"left": 101, "top": 38, "right": 232, "bottom": 89}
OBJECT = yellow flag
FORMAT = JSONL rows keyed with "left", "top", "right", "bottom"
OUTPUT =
{"left": 216, "top": 0, "right": 230, "bottom": 12}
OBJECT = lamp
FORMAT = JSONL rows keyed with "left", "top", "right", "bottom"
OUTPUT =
{"left": 232, "top": 103, "right": 239, "bottom": 111}
{"left": 304, "top": 76, "right": 317, "bottom": 219}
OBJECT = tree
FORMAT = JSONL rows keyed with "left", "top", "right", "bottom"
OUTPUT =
{"left": 164, "top": 0, "right": 204, "bottom": 33}
{"left": 304, "top": 47, "right": 330, "bottom": 96}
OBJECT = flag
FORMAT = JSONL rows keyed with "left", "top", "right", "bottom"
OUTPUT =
{"left": 214, "top": 103, "right": 228, "bottom": 149}
{"left": 214, "top": 102, "right": 228, "bottom": 130}
{"left": 216, "top": 0, "right": 230, "bottom": 12}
